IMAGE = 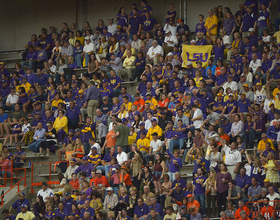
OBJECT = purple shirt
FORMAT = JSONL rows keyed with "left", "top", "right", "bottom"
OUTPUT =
{"left": 37, "top": 50, "right": 48, "bottom": 61}
{"left": 129, "top": 16, "right": 143, "bottom": 35}
{"left": 254, "top": 119, "right": 265, "bottom": 132}
{"left": 195, "top": 22, "right": 206, "bottom": 35}
{"left": 223, "top": 18, "right": 236, "bottom": 35}
{"left": 237, "top": 98, "right": 251, "bottom": 112}
{"left": 26, "top": 51, "right": 38, "bottom": 60}
{"left": 75, "top": 163, "right": 95, "bottom": 177}
{"left": 143, "top": 17, "right": 157, "bottom": 32}
{"left": 242, "top": 12, "right": 257, "bottom": 32}
{"left": 167, "top": 149, "right": 182, "bottom": 172}
{"left": 18, "top": 93, "right": 28, "bottom": 104}
{"left": 193, "top": 176, "right": 207, "bottom": 194}
{"left": 116, "top": 13, "right": 128, "bottom": 27}
{"left": 134, "top": 203, "right": 149, "bottom": 218}
{"left": 214, "top": 45, "right": 225, "bottom": 60}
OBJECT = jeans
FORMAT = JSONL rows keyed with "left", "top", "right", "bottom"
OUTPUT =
{"left": 195, "top": 194, "right": 205, "bottom": 215}
{"left": 133, "top": 68, "right": 145, "bottom": 81}
{"left": 113, "top": 88, "right": 121, "bottom": 97}
{"left": 249, "top": 128, "right": 262, "bottom": 148}
{"left": 28, "top": 140, "right": 44, "bottom": 153}
{"left": 263, "top": 73, "right": 268, "bottom": 84}
{"left": 1, "top": 104, "right": 15, "bottom": 111}
{"left": 68, "top": 118, "right": 79, "bottom": 130}
{"left": 96, "top": 164, "right": 111, "bottom": 177}
{"left": 182, "top": 149, "right": 190, "bottom": 163}
{"left": 158, "top": 194, "right": 166, "bottom": 208}
{"left": 143, "top": 153, "right": 156, "bottom": 165}
{"left": 206, "top": 195, "right": 216, "bottom": 217}
{"left": 83, "top": 141, "right": 90, "bottom": 156}
{"left": 167, "top": 171, "right": 175, "bottom": 182}
{"left": 258, "top": 26, "right": 266, "bottom": 37}
{"left": 75, "top": 54, "right": 82, "bottom": 68}
{"left": 240, "top": 131, "right": 249, "bottom": 146}
{"left": 217, "top": 191, "right": 228, "bottom": 213}
{"left": 85, "top": 54, "right": 90, "bottom": 67}
{"left": 1, "top": 170, "right": 11, "bottom": 178}
{"left": 169, "top": 138, "right": 185, "bottom": 153}
{"left": 21, "top": 60, "right": 36, "bottom": 71}
{"left": 55, "top": 73, "right": 61, "bottom": 84}
{"left": 275, "top": 18, "right": 280, "bottom": 31}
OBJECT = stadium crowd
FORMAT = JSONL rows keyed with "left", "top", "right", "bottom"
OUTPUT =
{"left": 2, "top": 0, "right": 280, "bottom": 220}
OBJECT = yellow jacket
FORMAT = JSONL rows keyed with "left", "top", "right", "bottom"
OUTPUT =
{"left": 53, "top": 116, "right": 68, "bottom": 134}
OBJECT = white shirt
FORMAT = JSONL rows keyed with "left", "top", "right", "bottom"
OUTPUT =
{"left": 108, "top": 24, "right": 117, "bottom": 35}
{"left": 254, "top": 88, "right": 267, "bottom": 104}
{"left": 164, "top": 35, "right": 178, "bottom": 47}
{"left": 117, "top": 151, "right": 128, "bottom": 165}
{"left": 249, "top": 59, "right": 262, "bottom": 73}
{"left": 230, "top": 120, "right": 244, "bottom": 135}
{"left": 131, "top": 39, "right": 142, "bottom": 50}
{"left": 6, "top": 94, "right": 18, "bottom": 104}
{"left": 163, "top": 24, "right": 177, "bottom": 36}
{"left": 147, "top": 45, "right": 164, "bottom": 58}
{"left": 277, "top": 131, "right": 280, "bottom": 142}
{"left": 37, "top": 188, "right": 54, "bottom": 202}
{"left": 267, "top": 192, "right": 280, "bottom": 206}
{"left": 193, "top": 109, "right": 203, "bottom": 129}
{"left": 49, "top": 65, "right": 57, "bottom": 74}
{"left": 88, "top": 143, "right": 101, "bottom": 156}
{"left": 244, "top": 163, "right": 252, "bottom": 176}
{"left": 108, "top": 122, "right": 114, "bottom": 131}
{"left": 22, "top": 123, "right": 31, "bottom": 134}
{"left": 271, "top": 119, "right": 280, "bottom": 126}
{"left": 83, "top": 42, "right": 95, "bottom": 53}
{"left": 145, "top": 119, "right": 152, "bottom": 130}
{"left": 223, "top": 81, "right": 238, "bottom": 94}
{"left": 222, "top": 145, "right": 242, "bottom": 166}
{"left": 223, "top": 35, "right": 232, "bottom": 49}
{"left": 264, "top": 99, "right": 275, "bottom": 114}
{"left": 64, "top": 164, "right": 79, "bottom": 180}
{"left": 150, "top": 139, "right": 162, "bottom": 152}
{"left": 262, "top": 35, "right": 271, "bottom": 43}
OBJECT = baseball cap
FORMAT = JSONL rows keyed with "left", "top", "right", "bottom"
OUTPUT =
{"left": 95, "top": 170, "right": 102, "bottom": 174}
{"left": 22, "top": 76, "right": 27, "bottom": 80}
{"left": 264, "top": 179, "right": 270, "bottom": 183}
{"left": 103, "top": 26, "right": 108, "bottom": 30}
{"left": 186, "top": 61, "right": 192, "bottom": 65}
{"left": 70, "top": 158, "right": 76, "bottom": 163}
{"left": 117, "top": 25, "right": 122, "bottom": 28}
{"left": 91, "top": 146, "right": 97, "bottom": 151}
{"left": 82, "top": 156, "right": 88, "bottom": 160}
{"left": 167, "top": 52, "right": 173, "bottom": 56}
{"left": 275, "top": 63, "right": 280, "bottom": 68}
{"left": 106, "top": 187, "right": 113, "bottom": 191}
{"left": 78, "top": 90, "right": 84, "bottom": 94}
{"left": 1, "top": 79, "right": 7, "bottom": 84}
{"left": 221, "top": 117, "right": 227, "bottom": 122}
{"left": 174, "top": 100, "right": 180, "bottom": 104}
{"left": 151, "top": 132, "right": 158, "bottom": 136}
{"left": 217, "top": 93, "right": 223, "bottom": 96}
{"left": 19, "top": 193, "right": 25, "bottom": 197}
{"left": 243, "top": 84, "right": 249, "bottom": 87}
{"left": 165, "top": 29, "right": 171, "bottom": 34}
{"left": 241, "top": 92, "right": 246, "bottom": 96}
{"left": 181, "top": 205, "right": 187, "bottom": 209}
{"left": 140, "top": 131, "right": 146, "bottom": 135}
{"left": 168, "top": 121, "right": 173, "bottom": 124}
{"left": 228, "top": 93, "right": 233, "bottom": 97}
{"left": 139, "top": 121, "right": 144, "bottom": 126}
{"left": 249, "top": 27, "right": 254, "bottom": 32}
{"left": 0, "top": 62, "right": 4, "bottom": 65}
{"left": 269, "top": 102, "right": 275, "bottom": 106}
{"left": 69, "top": 129, "right": 74, "bottom": 133}
{"left": 65, "top": 192, "right": 71, "bottom": 196}
{"left": 146, "top": 92, "right": 152, "bottom": 96}
{"left": 230, "top": 56, "right": 236, "bottom": 59}
{"left": 71, "top": 80, "right": 77, "bottom": 84}
{"left": 20, "top": 204, "right": 28, "bottom": 208}
{"left": 108, "top": 17, "right": 113, "bottom": 20}
{"left": 85, "top": 36, "right": 90, "bottom": 40}
{"left": 196, "top": 61, "right": 202, "bottom": 65}
{"left": 102, "top": 79, "right": 108, "bottom": 83}
{"left": 75, "top": 128, "right": 81, "bottom": 132}
{"left": 255, "top": 82, "right": 262, "bottom": 86}
{"left": 151, "top": 117, "right": 157, "bottom": 122}
{"left": 187, "top": 194, "right": 194, "bottom": 198}
{"left": 122, "top": 118, "right": 127, "bottom": 123}
{"left": 177, "top": 18, "right": 184, "bottom": 23}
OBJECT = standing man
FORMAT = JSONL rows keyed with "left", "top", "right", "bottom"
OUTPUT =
{"left": 204, "top": 8, "right": 218, "bottom": 45}
{"left": 86, "top": 81, "right": 101, "bottom": 122}
{"left": 113, "top": 118, "right": 131, "bottom": 153}
{"left": 127, "top": 8, "right": 142, "bottom": 40}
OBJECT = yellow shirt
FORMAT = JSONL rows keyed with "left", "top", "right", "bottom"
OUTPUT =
{"left": 53, "top": 116, "right": 68, "bottom": 134}
{"left": 273, "top": 31, "right": 280, "bottom": 44}
{"left": 123, "top": 48, "right": 136, "bottom": 57}
{"left": 123, "top": 56, "right": 136, "bottom": 69}
{"left": 51, "top": 99, "right": 63, "bottom": 109}
{"left": 16, "top": 211, "right": 35, "bottom": 220}
{"left": 69, "top": 37, "right": 77, "bottom": 47}
{"left": 21, "top": 82, "right": 32, "bottom": 94}
{"left": 137, "top": 138, "right": 150, "bottom": 152}
{"left": 124, "top": 102, "right": 132, "bottom": 112}
{"left": 146, "top": 98, "right": 158, "bottom": 110}
{"left": 128, "top": 132, "right": 137, "bottom": 145}
{"left": 258, "top": 138, "right": 275, "bottom": 151}
{"left": 146, "top": 125, "right": 163, "bottom": 141}
{"left": 204, "top": 15, "right": 218, "bottom": 35}
{"left": 273, "top": 88, "right": 280, "bottom": 100}
{"left": 76, "top": 36, "right": 85, "bottom": 46}
{"left": 275, "top": 99, "right": 280, "bottom": 110}
{"left": 194, "top": 77, "right": 203, "bottom": 88}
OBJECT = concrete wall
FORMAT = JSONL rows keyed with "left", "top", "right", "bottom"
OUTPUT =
{"left": 1, "top": 0, "right": 279, "bottom": 51}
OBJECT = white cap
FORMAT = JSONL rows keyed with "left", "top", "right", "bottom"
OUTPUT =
{"left": 167, "top": 52, "right": 173, "bottom": 56}
{"left": 191, "top": 40, "right": 196, "bottom": 43}
{"left": 249, "top": 28, "right": 254, "bottom": 32}
{"left": 85, "top": 36, "right": 90, "bottom": 40}
{"left": 186, "top": 61, "right": 193, "bottom": 65}
{"left": 165, "top": 29, "right": 171, "bottom": 34}
{"left": 106, "top": 187, "right": 113, "bottom": 191}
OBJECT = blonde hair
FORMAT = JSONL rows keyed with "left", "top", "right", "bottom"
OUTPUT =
{"left": 207, "top": 170, "right": 216, "bottom": 183}
{"left": 64, "top": 183, "right": 73, "bottom": 192}
{"left": 113, "top": 97, "right": 120, "bottom": 104}
{"left": 108, "top": 211, "right": 115, "bottom": 219}
{"left": 74, "top": 138, "right": 82, "bottom": 151}
{"left": 66, "top": 144, "right": 73, "bottom": 151}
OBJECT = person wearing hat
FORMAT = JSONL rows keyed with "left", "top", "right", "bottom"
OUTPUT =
{"left": 162, "top": 29, "right": 178, "bottom": 55}
{"left": 75, "top": 89, "right": 87, "bottom": 122}
{"left": 64, "top": 158, "right": 79, "bottom": 181}
{"left": 186, "top": 194, "right": 200, "bottom": 212}
{"left": 82, "top": 36, "right": 95, "bottom": 67}
{"left": 177, "top": 18, "right": 189, "bottom": 42}
{"left": 213, "top": 93, "right": 225, "bottom": 114}
{"left": 10, "top": 192, "right": 30, "bottom": 214}
{"left": 241, "top": 84, "right": 254, "bottom": 103}
{"left": 37, "top": 182, "right": 54, "bottom": 202}
{"left": 75, "top": 156, "right": 95, "bottom": 177}
{"left": 237, "top": 92, "right": 252, "bottom": 122}
{"left": 254, "top": 81, "right": 266, "bottom": 109}
{"left": 143, "top": 132, "right": 162, "bottom": 165}
{"left": 104, "top": 187, "right": 118, "bottom": 210}
{"left": 146, "top": 117, "right": 162, "bottom": 141}
{"left": 240, "top": 6, "right": 256, "bottom": 41}
{"left": 16, "top": 203, "right": 35, "bottom": 220}
{"left": 145, "top": 91, "right": 158, "bottom": 111}
{"left": 100, "top": 79, "right": 114, "bottom": 101}
{"left": 164, "top": 16, "right": 177, "bottom": 35}
{"left": 146, "top": 40, "right": 164, "bottom": 65}
{"left": 166, "top": 52, "right": 181, "bottom": 69}
{"left": 137, "top": 130, "right": 150, "bottom": 156}
{"left": 92, "top": 169, "right": 109, "bottom": 198}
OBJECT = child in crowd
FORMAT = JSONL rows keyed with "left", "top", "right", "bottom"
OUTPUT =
{"left": 3, "top": 118, "right": 22, "bottom": 147}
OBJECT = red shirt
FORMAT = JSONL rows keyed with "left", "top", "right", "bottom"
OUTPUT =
{"left": 134, "top": 99, "right": 145, "bottom": 112}
{"left": 261, "top": 206, "right": 274, "bottom": 220}
{"left": 94, "top": 176, "right": 109, "bottom": 187}
{"left": 69, "top": 179, "right": 79, "bottom": 189}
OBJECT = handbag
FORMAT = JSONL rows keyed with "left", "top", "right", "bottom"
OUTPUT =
{"left": 205, "top": 188, "right": 211, "bottom": 195}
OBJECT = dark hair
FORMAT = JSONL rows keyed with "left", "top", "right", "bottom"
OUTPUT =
{"left": 37, "top": 44, "right": 43, "bottom": 49}
{"left": 57, "top": 172, "right": 64, "bottom": 182}
{"left": 80, "top": 172, "right": 87, "bottom": 177}
{"left": 2, "top": 209, "right": 9, "bottom": 214}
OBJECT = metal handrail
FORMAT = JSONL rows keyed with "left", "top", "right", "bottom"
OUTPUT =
{"left": 0, "top": 178, "right": 24, "bottom": 207}
{"left": 0, "top": 49, "right": 25, "bottom": 54}
{"left": 31, "top": 160, "right": 69, "bottom": 193}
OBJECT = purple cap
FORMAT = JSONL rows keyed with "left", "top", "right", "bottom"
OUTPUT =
{"left": 82, "top": 156, "right": 88, "bottom": 160}
{"left": 139, "top": 121, "right": 144, "bottom": 126}
{"left": 122, "top": 118, "right": 127, "bottom": 123}
{"left": 69, "top": 129, "right": 74, "bottom": 133}
{"left": 151, "top": 117, "right": 157, "bottom": 122}
{"left": 174, "top": 100, "right": 180, "bottom": 104}
{"left": 102, "top": 79, "right": 108, "bottom": 83}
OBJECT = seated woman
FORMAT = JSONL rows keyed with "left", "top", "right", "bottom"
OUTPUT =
{"left": 13, "top": 63, "right": 25, "bottom": 77}
{"left": 38, "top": 122, "right": 57, "bottom": 157}
{"left": 53, "top": 109, "right": 68, "bottom": 144}
{"left": 0, "top": 153, "right": 12, "bottom": 180}
{"left": 53, "top": 172, "right": 67, "bottom": 195}
{"left": 56, "top": 58, "right": 67, "bottom": 84}
{"left": 90, "top": 190, "right": 103, "bottom": 214}
{"left": 138, "top": 165, "right": 154, "bottom": 196}
{"left": 50, "top": 40, "right": 61, "bottom": 66}
{"left": 12, "top": 144, "right": 26, "bottom": 177}
{"left": 229, "top": 114, "right": 244, "bottom": 143}
{"left": 3, "top": 117, "right": 21, "bottom": 147}
{"left": 73, "top": 40, "right": 84, "bottom": 68}
{"left": 127, "top": 186, "right": 139, "bottom": 217}
{"left": 114, "top": 186, "right": 129, "bottom": 217}
{"left": 71, "top": 138, "right": 85, "bottom": 163}
{"left": 33, "top": 195, "right": 45, "bottom": 219}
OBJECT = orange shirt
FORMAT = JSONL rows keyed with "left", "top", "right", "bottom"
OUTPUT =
{"left": 120, "top": 173, "right": 132, "bottom": 186}
{"left": 134, "top": 99, "right": 145, "bottom": 112}
{"left": 235, "top": 206, "right": 250, "bottom": 219}
{"left": 74, "top": 147, "right": 84, "bottom": 158}
{"left": 187, "top": 200, "right": 200, "bottom": 211}
{"left": 158, "top": 98, "right": 170, "bottom": 108}
{"left": 69, "top": 179, "right": 80, "bottom": 189}
{"left": 94, "top": 176, "right": 109, "bottom": 187}
{"left": 238, "top": 218, "right": 251, "bottom": 220}
{"left": 90, "top": 178, "right": 96, "bottom": 187}
{"left": 106, "top": 130, "right": 117, "bottom": 148}
{"left": 261, "top": 206, "right": 274, "bottom": 220}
